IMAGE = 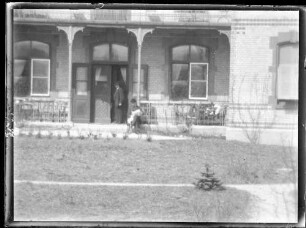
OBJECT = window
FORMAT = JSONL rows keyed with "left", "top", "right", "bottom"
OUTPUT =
{"left": 31, "top": 59, "right": 50, "bottom": 96}
{"left": 132, "top": 65, "right": 148, "bottom": 100}
{"left": 14, "top": 41, "right": 50, "bottom": 97}
{"left": 171, "top": 45, "right": 209, "bottom": 100}
{"left": 92, "top": 43, "right": 128, "bottom": 62}
{"left": 277, "top": 43, "right": 298, "bottom": 100}
{"left": 75, "top": 66, "right": 89, "bottom": 96}
{"left": 93, "top": 44, "right": 110, "bottom": 61}
{"left": 189, "top": 63, "right": 208, "bottom": 99}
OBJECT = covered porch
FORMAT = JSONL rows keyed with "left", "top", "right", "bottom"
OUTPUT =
{"left": 13, "top": 9, "right": 231, "bottom": 126}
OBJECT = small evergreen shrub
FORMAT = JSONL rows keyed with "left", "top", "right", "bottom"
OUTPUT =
{"left": 112, "top": 133, "right": 117, "bottom": 138}
{"left": 194, "top": 164, "right": 225, "bottom": 191}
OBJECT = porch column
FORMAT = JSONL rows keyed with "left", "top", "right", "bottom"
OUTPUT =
{"left": 57, "top": 26, "right": 84, "bottom": 122}
{"left": 127, "top": 28, "right": 154, "bottom": 104}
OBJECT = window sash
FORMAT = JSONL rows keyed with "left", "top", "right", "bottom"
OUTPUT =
{"left": 276, "top": 43, "right": 299, "bottom": 101}
{"left": 277, "top": 63, "right": 298, "bottom": 100}
{"left": 31, "top": 59, "right": 50, "bottom": 96}
{"left": 189, "top": 63, "right": 208, "bottom": 99}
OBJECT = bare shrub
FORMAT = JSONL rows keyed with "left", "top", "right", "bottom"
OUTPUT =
{"left": 231, "top": 74, "right": 276, "bottom": 144}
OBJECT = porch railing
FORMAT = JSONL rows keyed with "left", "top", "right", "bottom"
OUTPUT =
{"left": 14, "top": 99, "right": 68, "bottom": 122}
{"left": 140, "top": 101, "right": 227, "bottom": 126}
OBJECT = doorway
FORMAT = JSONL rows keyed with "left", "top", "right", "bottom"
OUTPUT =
{"left": 90, "top": 64, "right": 128, "bottom": 124}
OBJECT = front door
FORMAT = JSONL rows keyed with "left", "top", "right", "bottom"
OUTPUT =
{"left": 72, "top": 64, "right": 91, "bottom": 123}
{"left": 91, "top": 65, "right": 112, "bottom": 123}
{"left": 91, "top": 64, "right": 128, "bottom": 123}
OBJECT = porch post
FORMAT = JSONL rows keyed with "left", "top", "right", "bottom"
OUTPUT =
{"left": 127, "top": 28, "right": 154, "bottom": 104}
{"left": 57, "top": 26, "right": 84, "bottom": 122}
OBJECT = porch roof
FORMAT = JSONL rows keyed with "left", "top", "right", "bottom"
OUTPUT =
{"left": 13, "top": 9, "right": 232, "bottom": 29}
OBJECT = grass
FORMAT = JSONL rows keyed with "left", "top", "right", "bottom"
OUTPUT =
{"left": 13, "top": 137, "right": 297, "bottom": 222}
{"left": 14, "top": 137, "right": 297, "bottom": 184}
{"left": 14, "top": 183, "right": 251, "bottom": 222}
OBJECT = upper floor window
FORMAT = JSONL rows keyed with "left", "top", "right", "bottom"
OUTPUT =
{"left": 277, "top": 43, "right": 298, "bottom": 100}
{"left": 170, "top": 45, "right": 209, "bottom": 100}
{"left": 14, "top": 41, "right": 50, "bottom": 97}
{"left": 93, "top": 43, "right": 128, "bottom": 62}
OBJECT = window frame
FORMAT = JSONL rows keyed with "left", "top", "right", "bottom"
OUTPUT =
{"left": 14, "top": 40, "right": 51, "bottom": 97}
{"left": 74, "top": 64, "right": 90, "bottom": 96}
{"left": 189, "top": 62, "right": 209, "bottom": 100}
{"left": 276, "top": 42, "right": 299, "bottom": 101}
{"left": 170, "top": 44, "right": 209, "bottom": 100}
{"left": 30, "top": 58, "right": 50, "bottom": 96}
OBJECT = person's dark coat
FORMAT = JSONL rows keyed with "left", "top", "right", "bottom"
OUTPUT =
{"left": 114, "top": 87, "right": 124, "bottom": 108}
{"left": 113, "top": 86, "right": 124, "bottom": 123}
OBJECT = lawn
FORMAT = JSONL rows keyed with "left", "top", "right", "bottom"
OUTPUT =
{"left": 13, "top": 136, "right": 297, "bottom": 222}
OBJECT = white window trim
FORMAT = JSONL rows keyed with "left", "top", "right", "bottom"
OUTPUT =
{"left": 189, "top": 62, "right": 208, "bottom": 100}
{"left": 30, "top": 58, "right": 50, "bottom": 96}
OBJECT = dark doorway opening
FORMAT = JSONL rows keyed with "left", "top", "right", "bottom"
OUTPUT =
{"left": 90, "top": 64, "right": 128, "bottom": 124}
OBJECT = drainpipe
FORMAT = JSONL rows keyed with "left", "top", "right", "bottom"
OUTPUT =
{"left": 57, "top": 26, "right": 84, "bottom": 122}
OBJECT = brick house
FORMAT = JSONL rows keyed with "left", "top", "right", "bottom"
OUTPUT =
{"left": 12, "top": 9, "right": 299, "bottom": 145}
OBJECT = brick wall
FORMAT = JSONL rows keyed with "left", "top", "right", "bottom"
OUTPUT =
{"left": 213, "top": 33, "right": 230, "bottom": 102}
{"left": 227, "top": 11, "right": 299, "bottom": 129}
{"left": 141, "top": 35, "right": 168, "bottom": 100}
{"left": 55, "top": 32, "right": 69, "bottom": 94}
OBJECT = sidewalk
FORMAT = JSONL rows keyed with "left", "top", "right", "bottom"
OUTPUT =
{"left": 227, "top": 183, "right": 298, "bottom": 223}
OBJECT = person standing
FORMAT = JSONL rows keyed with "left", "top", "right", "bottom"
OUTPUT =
{"left": 113, "top": 82, "right": 124, "bottom": 123}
